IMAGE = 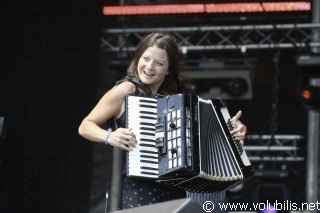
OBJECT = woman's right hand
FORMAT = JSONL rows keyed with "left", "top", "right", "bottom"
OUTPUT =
{"left": 108, "top": 128, "right": 137, "bottom": 151}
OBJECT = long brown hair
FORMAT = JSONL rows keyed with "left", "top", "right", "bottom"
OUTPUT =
{"left": 127, "top": 32, "right": 192, "bottom": 95}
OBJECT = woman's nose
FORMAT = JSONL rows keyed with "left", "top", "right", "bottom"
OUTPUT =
{"left": 146, "top": 61, "right": 154, "bottom": 70}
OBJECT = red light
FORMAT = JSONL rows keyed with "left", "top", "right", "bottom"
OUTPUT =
{"left": 206, "top": 3, "right": 264, "bottom": 13}
{"left": 103, "top": 2, "right": 311, "bottom": 16}
{"left": 103, "top": 4, "right": 204, "bottom": 16}
{"left": 301, "top": 86, "right": 320, "bottom": 111}
{"left": 302, "top": 89, "right": 312, "bottom": 100}
{"left": 262, "top": 2, "right": 311, "bottom": 12}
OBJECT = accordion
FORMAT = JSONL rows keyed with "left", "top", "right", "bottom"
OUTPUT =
{"left": 125, "top": 93, "right": 254, "bottom": 193}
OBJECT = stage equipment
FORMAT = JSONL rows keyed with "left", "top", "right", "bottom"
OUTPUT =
{"left": 255, "top": 183, "right": 291, "bottom": 213}
{"left": 110, "top": 198, "right": 202, "bottom": 213}
{"left": 296, "top": 55, "right": 320, "bottom": 68}
{"left": 301, "top": 85, "right": 320, "bottom": 111}
{"left": 125, "top": 94, "right": 254, "bottom": 193}
{"left": 296, "top": 55, "right": 320, "bottom": 111}
{"left": 227, "top": 135, "right": 305, "bottom": 213}
{"left": 101, "top": 24, "right": 320, "bottom": 53}
{"left": 296, "top": 44, "right": 320, "bottom": 210}
{"left": 243, "top": 134, "right": 305, "bottom": 182}
{"left": 184, "top": 70, "right": 252, "bottom": 100}
{"left": 243, "top": 134, "right": 305, "bottom": 163}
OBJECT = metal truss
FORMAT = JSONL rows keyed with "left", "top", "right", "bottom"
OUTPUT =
{"left": 244, "top": 134, "right": 305, "bottom": 162}
{"left": 101, "top": 23, "right": 320, "bottom": 53}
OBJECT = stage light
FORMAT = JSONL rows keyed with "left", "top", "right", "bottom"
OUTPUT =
{"left": 301, "top": 85, "right": 320, "bottom": 111}
{"left": 103, "top": 4, "right": 204, "bottom": 16}
{"left": 302, "top": 89, "right": 311, "bottom": 100}
{"left": 103, "top": 2, "right": 311, "bottom": 16}
{"left": 258, "top": 204, "right": 289, "bottom": 213}
{"left": 223, "top": 78, "right": 249, "bottom": 97}
{"left": 184, "top": 70, "right": 253, "bottom": 100}
{"left": 262, "top": 2, "right": 311, "bottom": 12}
{"left": 260, "top": 205, "right": 278, "bottom": 213}
{"left": 205, "top": 3, "right": 263, "bottom": 13}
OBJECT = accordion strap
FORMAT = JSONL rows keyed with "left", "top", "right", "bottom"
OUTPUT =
{"left": 115, "top": 75, "right": 154, "bottom": 97}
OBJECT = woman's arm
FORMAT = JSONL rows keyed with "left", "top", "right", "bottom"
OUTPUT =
{"left": 78, "top": 82, "right": 138, "bottom": 151}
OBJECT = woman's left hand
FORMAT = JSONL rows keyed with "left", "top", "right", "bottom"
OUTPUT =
{"left": 230, "top": 111, "right": 247, "bottom": 145}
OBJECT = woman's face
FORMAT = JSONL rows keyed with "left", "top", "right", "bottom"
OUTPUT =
{"left": 137, "top": 45, "right": 169, "bottom": 94}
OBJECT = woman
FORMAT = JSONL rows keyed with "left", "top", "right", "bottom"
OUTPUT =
{"left": 78, "top": 32, "right": 246, "bottom": 210}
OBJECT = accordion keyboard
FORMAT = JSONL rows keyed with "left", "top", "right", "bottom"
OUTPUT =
{"left": 126, "top": 96, "right": 159, "bottom": 179}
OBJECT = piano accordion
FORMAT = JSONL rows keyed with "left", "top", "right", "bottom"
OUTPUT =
{"left": 125, "top": 94, "right": 254, "bottom": 193}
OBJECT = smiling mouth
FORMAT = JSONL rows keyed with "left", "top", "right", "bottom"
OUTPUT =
{"left": 143, "top": 71, "right": 154, "bottom": 76}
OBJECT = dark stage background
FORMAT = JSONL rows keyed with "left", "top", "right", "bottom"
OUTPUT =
{"left": 1, "top": 1, "right": 103, "bottom": 212}
{"left": 0, "top": 1, "right": 315, "bottom": 213}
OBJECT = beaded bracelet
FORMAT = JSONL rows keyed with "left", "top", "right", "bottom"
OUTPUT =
{"left": 105, "top": 128, "right": 112, "bottom": 145}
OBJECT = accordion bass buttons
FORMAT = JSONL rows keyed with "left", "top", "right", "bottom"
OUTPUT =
{"left": 169, "top": 122, "right": 176, "bottom": 129}
{"left": 226, "top": 118, "right": 233, "bottom": 130}
{"left": 171, "top": 147, "right": 177, "bottom": 154}
{"left": 226, "top": 118, "right": 244, "bottom": 155}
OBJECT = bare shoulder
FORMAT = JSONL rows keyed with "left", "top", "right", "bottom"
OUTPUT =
{"left": 95, "top": 81, "right": 136, "bottom": 113}
{"left": 111, "top": 81, "right": 136, "bottom": 96}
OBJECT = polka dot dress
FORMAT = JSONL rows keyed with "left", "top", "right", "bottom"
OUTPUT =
{"left": 121, "top": 177, "right": 185, "bottom": 209}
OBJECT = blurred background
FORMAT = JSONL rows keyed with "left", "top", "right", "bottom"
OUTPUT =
{"left": 1, "top": 0, "right": 319, "bottom": 213}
